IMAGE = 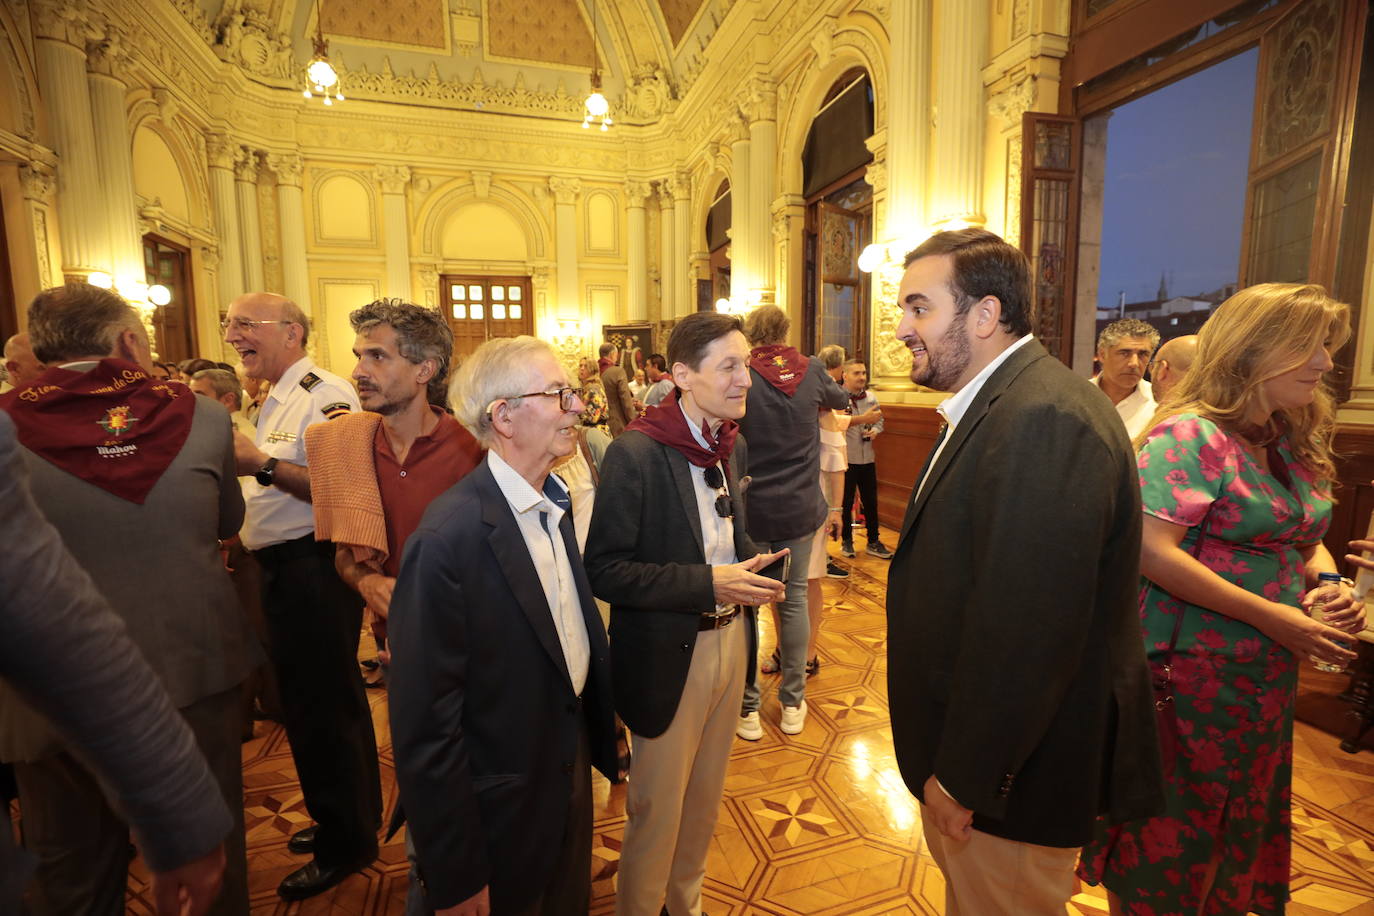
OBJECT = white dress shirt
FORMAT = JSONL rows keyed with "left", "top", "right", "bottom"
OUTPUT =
{"left": 240, "top": 356, "right": 359, "bottom": 550}
{"left": 488, "top": 450, "right": 591, "bottom": 695}
{"left": 916, "top": 334, "right": 1035, "bottom": 501}
{"left": 1092, "top": 376, "right": 1156, "bottom": 439}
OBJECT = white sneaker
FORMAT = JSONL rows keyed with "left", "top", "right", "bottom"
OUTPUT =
{"left": 736, "top": 711, "right": 763, "bottom": 741}
{"left": 780, "top": 700, "right": 807, "bottom": 735}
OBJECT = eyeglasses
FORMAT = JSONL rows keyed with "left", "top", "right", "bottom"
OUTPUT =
{"left": 703, "top": 465, "right": 733, "bottom": 519}
{"left": 490, "top": 386, "right": 586, "bottom": 413}
{"left": 220, "top": 317, "right": 293, "bottom": 332}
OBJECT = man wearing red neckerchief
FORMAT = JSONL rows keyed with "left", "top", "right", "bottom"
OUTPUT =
{"left": 0, "top": 282, "right": 253, "bottom": 915}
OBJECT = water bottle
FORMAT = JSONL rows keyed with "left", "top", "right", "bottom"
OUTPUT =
{"left": 1311, "top": 571, "right": 1352, "bottom": 673}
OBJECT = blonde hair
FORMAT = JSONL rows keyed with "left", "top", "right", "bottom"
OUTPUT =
{"left": 1136, "top": 283, "right": 1350, "bottom": 485}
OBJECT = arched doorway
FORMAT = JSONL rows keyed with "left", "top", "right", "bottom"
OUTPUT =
{"left": 705, "top": 179, "right": 731, "bottom": 306}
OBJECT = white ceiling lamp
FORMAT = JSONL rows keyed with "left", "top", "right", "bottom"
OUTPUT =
{"left": 582, "top": 0, "right": 612, "bottom": 131}
{"left": 303, "top": 0, "right": 344, "bottom": 106}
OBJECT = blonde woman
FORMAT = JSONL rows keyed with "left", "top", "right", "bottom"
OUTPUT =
{"left": 1079, "top": 284, "right": 1366, "bottom": 915}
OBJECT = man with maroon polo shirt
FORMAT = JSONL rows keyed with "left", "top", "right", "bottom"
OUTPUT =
{"left": 307, "top": 301, "right": 483, "bottom": 677}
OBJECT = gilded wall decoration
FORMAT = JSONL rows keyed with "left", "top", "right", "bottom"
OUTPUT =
{"left": 1004, "top": 134, "right": 1023, "bottom": 247}
{"left": 1257, "top": 0, "right": 1339, "bottom": 167}
{"left": 485, "top": 0, "right": 595, "bottom": 68}
{"left": 258, "top": 179, "right": 283, "bottom": 294}
{"left": 658, "top": 0, "right": 707, "bottom": 46}
{"left": 870, "top": 265, "right": 910, "bottom": 383}
{"left": 32, "top": 208, "right": 53, "bottom": 289}
{"left": 322, "top": 0, "right": 447, "bottom": 50}
{"left": 213, "top": 12, "right": 295, "bottom": 81}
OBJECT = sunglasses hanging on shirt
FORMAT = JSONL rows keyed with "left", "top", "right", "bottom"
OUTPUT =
{"left": 703, "top": 465, "right": 732, "bottom": 519}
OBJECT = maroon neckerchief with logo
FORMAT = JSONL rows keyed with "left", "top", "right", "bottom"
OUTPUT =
{"left": 626, "top": 388, "right": 738, "bottom": 476}
{"left": 848, "top": 387, "right": 868, "bottom": 412}
{"left": 0, "top": 358, "right": 195, "bottom": 504}
{"left": 748, "top": 344, "right": 808, "bottom": 397}
{"left": 598, "top": 356, "right": 615, "bottom": 375}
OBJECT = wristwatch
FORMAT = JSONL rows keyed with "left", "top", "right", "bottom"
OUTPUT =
{"left": 254, "top": 457, "right": 279, "bottom": 487}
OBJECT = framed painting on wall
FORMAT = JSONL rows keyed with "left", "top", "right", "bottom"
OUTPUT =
{"left": 602, "top": 323, "right": 655, "bottom": 376}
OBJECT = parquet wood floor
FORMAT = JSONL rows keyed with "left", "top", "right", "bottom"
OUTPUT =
{"left": 115, "top": 527, "right": 1373, "bottom": 914}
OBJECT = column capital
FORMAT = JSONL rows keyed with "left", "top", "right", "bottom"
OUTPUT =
{"left": 85, "top": 28, "right": 128, "bottom": 79}
{"left": 205, "top": 133, "right": 236, "bottom": 170}
{"left": 234, "top": 146, "right": 260, "bottom": 183}
{"left": 19, "top": 162, "right": 57, "bottom": 202}
{"left": 32, "top": 0, "right": 96, "bottom": 47}
{"left": 199, "top": 243, "right": 220, "bottom": 273}
{"left": 548, "top": 176, "right": 581, "bottom": 205}
{"left": 726, "top": 110, "right": 751, "bottom": 145}
{"left": 269, "top": 152, "right": 305, "bottom": 187}
{"left": 666, "top": 174, "right": 691, "bottom": 201}
{"left": 863, "top": 160, "right": 887, "bottom": 196}
{"left": 656, "top": 180, "right": 676, "bottom": 209}
{"left": 623, "top": 180, "right": 652, "bottom": 207}
{"left": 987, "top": 70, "right": 1037, "bottom": 129}
{"left": 741, "top": 78, "right": 777, "bottom": 123}
{"left": 373, "top": 164, "right": 412, "bottom": 194}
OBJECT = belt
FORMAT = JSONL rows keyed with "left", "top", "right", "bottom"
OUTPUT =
{"left": 253, "top": 534, "right": 333, "bottom": 566}
{"left": 699, "top": 605, "right": 742, "bottom": 631}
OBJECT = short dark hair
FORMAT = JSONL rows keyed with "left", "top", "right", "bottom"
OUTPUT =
{"left": 350, "top": 299, "right": 455, "bottom": 403}
{"left": 647, "top": 353, "right": 666, "bottom": 373}
{"left": 1096, "top": 318, "right": 1160, "bottom": 353}
{"left": 191, "top": 368, "right": 242, "bottom": 410}
{"left": 904, "top": 228, "right": 1032, "bottom": 337}
{"left": 28, "top": 283, "right": 141, "bottom": 363}
{"left": 667, "top": 312, "right": 744, "bottom": 372}
{"left": 179, "top": 358, "right": 218, "bottom": 376}
{"left": 598, "top": 342, "right": 617, "bottom": 358}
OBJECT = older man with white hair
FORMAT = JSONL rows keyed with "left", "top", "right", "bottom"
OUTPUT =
{"left": 388, "top": 336, "right": 620, "bottom": 916}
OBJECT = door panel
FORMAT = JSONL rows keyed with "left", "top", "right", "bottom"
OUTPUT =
{"left": 441, "top": 275, "right": 534, "bottom": 360}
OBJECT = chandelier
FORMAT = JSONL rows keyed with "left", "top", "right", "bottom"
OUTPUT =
{"left": 582, "top": 0, "right": 611, "bottom": 130}
{"left": 303, "top": 0, "right": 344, "bottom": 105}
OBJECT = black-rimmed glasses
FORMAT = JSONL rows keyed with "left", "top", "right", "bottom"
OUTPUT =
{"left": 493, "top": 386, "right": 586, "bottom": 412}
{"left": 704, "top": 465, "right": 732, "bottom": 519}
{"left": 220, "top": 317, "right": 294, "bottom": 332}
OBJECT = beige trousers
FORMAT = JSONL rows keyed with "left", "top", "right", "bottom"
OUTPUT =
{"left": 921, "top": 814, "right": 1079, "bottom": 916}
{"left": 615, "top": 618, "right": 747, "bottom": 916}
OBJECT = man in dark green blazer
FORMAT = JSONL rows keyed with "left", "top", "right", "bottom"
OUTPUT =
{"left": 885, "top": 229, "right": 1163, "bottom": 915}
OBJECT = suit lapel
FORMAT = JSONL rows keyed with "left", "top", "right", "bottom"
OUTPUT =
{"left": 664, "top": 446, "right": 706, "bottom": 561}
{"left": 897, "top": 340, "right": 1047, "bottom": 549}
{"left": 477, "top": 464, "right": 575, "bottom": 691}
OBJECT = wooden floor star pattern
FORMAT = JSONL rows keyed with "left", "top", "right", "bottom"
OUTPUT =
{"left": 114, "top": 527, "right": 1374, "bottom": 913}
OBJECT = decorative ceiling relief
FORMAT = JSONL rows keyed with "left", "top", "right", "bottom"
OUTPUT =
{"left": 485, "top": 0, "right": 596, "bottom": 68}
{"left": 657, "top": 0, "right": 707, "bottom": 46}
{"left": 322, "top": 0, "right": 448, "bottom": 50}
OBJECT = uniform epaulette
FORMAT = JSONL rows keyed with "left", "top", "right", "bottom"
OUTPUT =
{"left": 299, "top": 372, "right": 322, "bottom": 392}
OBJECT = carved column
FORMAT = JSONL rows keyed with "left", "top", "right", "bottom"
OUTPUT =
{"left": 374, "top": 165, "right": 413, "bottom": 299}
{"left": 34, "top": 3, "right": 108, "bottom": 275}
{"left": 886, "top": 0, "right": 931, "bottom": 242}
{"left": 624, "top": 180, "right": 651, "bottom": 321}
{"left": 548, "top": 177, "right": 581, "bottom": 314}
{"left": 746, "top": 80, "right": 777, "bottom": 302}
{"left": 670, "top": 174, "right": 692, "bottom": 317}
{"left": 207, "top": 134, "right": 245, "bottom": 306}
{"left": 86, "top": 30, "right": 142, "bottom": 285}
{"left": 235, "top": 147, "right": 265, "bottom": 292}
{"left": 657, "top": 183, "right": 676, "bottom": 319}
{"left": 269, "top": 153, "right": 310, "bottom": 310}
{"left": 930, "top": 0, "right": 989, "bottom": 227}
{"left": 19, "top": 163, "right": 59, "bottom": 291}
{"left": 728, "top": 115, "right": 752, "bottom": 297}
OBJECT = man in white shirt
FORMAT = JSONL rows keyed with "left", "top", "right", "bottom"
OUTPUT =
{"left": 1091, "top": 318, "right": 1160, "bottom": 438}
{"left": 885, "top": 229, "right": 1163, "bottom": 915}
{"left": 224, "top": 292, "right": 382, "bottom": 901}
{"left": 388, "top": 336, "right": 620, "bottom": 916}
{"left": 642, "top": 353, "right": 674, "bottom": 407}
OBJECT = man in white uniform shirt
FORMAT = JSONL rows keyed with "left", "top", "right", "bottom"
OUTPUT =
{"left": 224, "top": 292, "right": 382, "bottom": 901}
{"left": 1091, "top": 318, "right": 1159, "bottom": 439}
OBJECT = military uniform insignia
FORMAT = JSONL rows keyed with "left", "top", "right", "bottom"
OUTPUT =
{"left": 321, "top": 401, "right": 352, "bottom": 420}
{"left": 299, "top": 372, "right": 322, "bottom": 392}
{"left": 266, "top": 430, "right": 298, "bottom": 443}
{"left": 97, "top": 405, "right": 137, "bottom": 437}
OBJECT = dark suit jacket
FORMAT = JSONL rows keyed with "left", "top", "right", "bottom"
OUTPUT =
{"left": 601, "top": 365, "right": 636, "bottom": 437}
{"left": 387, "top": 457, "right": 618, "bottom": 911}
{"left": 886, "top": 339, "right": 1163, "bottom": 848}
{"left": 585, "top": 430, "right": 761, "bottom": 738}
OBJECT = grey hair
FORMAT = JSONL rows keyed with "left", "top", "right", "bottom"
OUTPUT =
{"left": 27, "top": 283, "right": 141, "bottom": 363}
{"left": 190, "top": 368, "right": 242, "bottom": 410}
{"left": 816, "top": 344, "right": 845, "bottom": 370}
{"left": 449, "top": 336, "right": 556, "bottom": 446}
{"left": 1097, "top": 318, "right": 1160, "bottom": 353}
{"left": 349, "top": 299, "right": 454, "bottom": 403}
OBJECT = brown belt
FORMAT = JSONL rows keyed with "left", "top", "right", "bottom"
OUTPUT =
{"left": 699, "top": 605, "right": 742, "bottom": 631}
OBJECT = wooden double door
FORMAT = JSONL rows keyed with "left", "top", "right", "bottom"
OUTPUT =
{"left": 441, "top": 275, "right": 534, "bottom": 360}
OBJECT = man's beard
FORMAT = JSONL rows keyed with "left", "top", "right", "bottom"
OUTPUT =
{"left": 909, "top": 319, "right": 971, "bottom": 392}
{"left": 361, "top": 387, "right": 406, "bottom": 416}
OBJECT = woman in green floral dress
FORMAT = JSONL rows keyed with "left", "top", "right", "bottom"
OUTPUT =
{"left": 1078, "top": 284, "right": 1366, "bottom": 915}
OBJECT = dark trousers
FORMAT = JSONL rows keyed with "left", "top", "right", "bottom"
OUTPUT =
{"left": 842, "top": 462, "right": 880, "bottom": 544}
{"left": 405, "top": 721, "right": 593, "bottom": 916}
{"left": 14, "top": 687, "right": 248, "bottom": 916}
{"left": 256, "top": 536, "right": 381, "bottom": 866}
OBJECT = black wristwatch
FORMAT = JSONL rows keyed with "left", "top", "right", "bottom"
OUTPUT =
{"left": 254, "top": 457, "right": 279, "bottom": 487}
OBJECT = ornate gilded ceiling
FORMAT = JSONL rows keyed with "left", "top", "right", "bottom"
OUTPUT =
{"left": 657, "top": 0, "right": 706, "bottom": 46}
{"left": 485, "top": 0, "right": 595, "bottom": 68}
{"left": 320, "top": 0, "right": 448, "bottom": 49}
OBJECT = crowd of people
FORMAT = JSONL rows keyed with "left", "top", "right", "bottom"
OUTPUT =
{"left": 0, "top": 226, "right": 1369, "bottom": 916}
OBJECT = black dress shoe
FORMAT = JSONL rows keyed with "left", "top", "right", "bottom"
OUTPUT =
{"left": 287, "top": 824, "right": 317, "bottom": 855}
{"left": 277, "top": 854, "right": 373, "bottom": 900}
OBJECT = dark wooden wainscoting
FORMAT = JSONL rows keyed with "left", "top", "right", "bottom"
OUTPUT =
{"left": 869, "top": 402, "right": 942, "bottom": 530}
{"left": 1329, "top": 426, "right": 1374, "bottom": 563}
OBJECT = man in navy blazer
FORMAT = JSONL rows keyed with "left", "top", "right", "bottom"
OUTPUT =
{"left": 388, "top": 336, "right": 619, "bottom": 916}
